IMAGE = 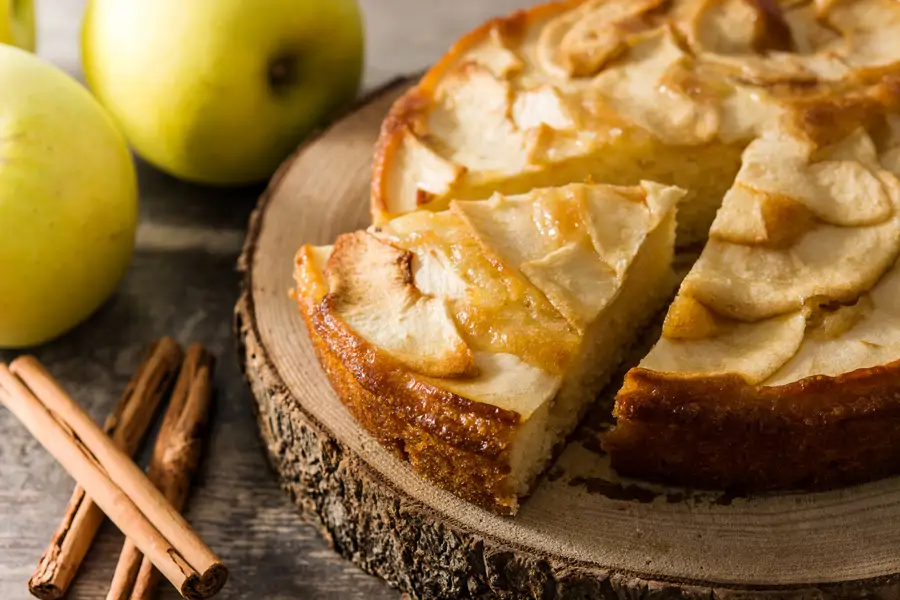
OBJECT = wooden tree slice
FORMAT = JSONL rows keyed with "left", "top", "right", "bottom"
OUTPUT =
{"left": 236, "top": 77, "right": 900, "bottom": 599}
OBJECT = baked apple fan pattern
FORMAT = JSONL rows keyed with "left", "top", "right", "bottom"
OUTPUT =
{"left": 642, "top": 124, "right": 900, "bottom": 386}
{"left": 372, "top": 0, "right": 900, "bottom": 246}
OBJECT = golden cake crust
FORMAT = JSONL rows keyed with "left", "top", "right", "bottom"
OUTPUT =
{"left": 295, "top": 246, "right": 523, "bottom": 514}
{"left": 605, "top": 363, "right": 900, "bottom": 490}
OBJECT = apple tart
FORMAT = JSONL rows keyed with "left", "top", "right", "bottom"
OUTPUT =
{"left": 294, "top": 182, "right": 682, "bottom": 514}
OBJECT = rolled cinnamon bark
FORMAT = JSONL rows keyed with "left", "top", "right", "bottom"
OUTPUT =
{"left": 27, "top": 338, "right": 183, "bottom": 600}
{"left": 0, "top": 357, "right": 227, "bottom": 599}
{"left": 106, "top": 344, "right": 216, "bottom": 600}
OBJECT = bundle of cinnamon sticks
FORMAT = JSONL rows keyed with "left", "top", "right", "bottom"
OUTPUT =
{"left": 0, "top": 338, "right": 227, "bottom": 600}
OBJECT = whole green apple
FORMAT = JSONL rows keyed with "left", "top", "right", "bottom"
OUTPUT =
{"left": 0, "top": 0, "right": 35, "bottom": 51}
{"left": 82, "top": 0, "right": 364, "bottom": 185}
{"left": 0, "top": 45, "right": 138, "bottom": 348}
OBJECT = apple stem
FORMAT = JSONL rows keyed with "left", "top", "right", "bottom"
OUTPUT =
{"left": 268, "top": 54, "right": 299, "bottom": 95}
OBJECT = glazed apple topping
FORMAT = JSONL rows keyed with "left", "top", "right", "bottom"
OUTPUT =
{"left": 376, "top": 0, "right": 900, "bottom": 226}
{"left": 299, "top": 182, "right": 681, "bottom": 415}
{"left": 646, "top": 124, "right": 900, "bottom": 384}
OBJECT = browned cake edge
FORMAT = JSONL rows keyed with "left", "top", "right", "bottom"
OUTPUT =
{"left": 604, "top": 364, "right": 900, "bottom": 491}
{"left": 370, "top": 0, "right": 577, "bottom": 220}
{"left": 294, "top": 249, "right": 525, "bottom": 515}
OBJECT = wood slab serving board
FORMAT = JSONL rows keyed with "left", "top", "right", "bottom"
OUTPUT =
{"left": 235, "top": 77, "right": 900, "bottom": 599}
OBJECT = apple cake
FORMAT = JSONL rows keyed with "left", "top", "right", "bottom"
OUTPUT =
{"left": 294, "top": 182, "right": 682, "bottom": 514}
{"left": 294, "top": 0, "right": 900, "bottom": 513}
{"left": 605, "top": 122, "right": 900, "bottom": 490}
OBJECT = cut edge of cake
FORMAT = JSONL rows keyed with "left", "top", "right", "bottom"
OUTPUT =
{"left": 293, "top": 182, "right": 682, "bottom": 514}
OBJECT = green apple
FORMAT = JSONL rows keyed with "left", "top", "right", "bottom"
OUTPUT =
{"left": 81, "top": 0, "right": 364, "bottom": 185}
{"left": 0, "top": 45, "right": 138, "bottom": 348}
{"left": 0, "top": 0, "right": 35, "bottom": 51}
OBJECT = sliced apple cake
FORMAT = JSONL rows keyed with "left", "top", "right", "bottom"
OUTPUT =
{"left": 292, "top": 0, "right": 900, "bottom": 513}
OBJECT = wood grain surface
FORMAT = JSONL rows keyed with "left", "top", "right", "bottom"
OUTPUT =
{"left": 0, "top": 1, "right": 541, "bottom": 598}
{"left": 237, "top": 77, "right": 900, "bottom": 599}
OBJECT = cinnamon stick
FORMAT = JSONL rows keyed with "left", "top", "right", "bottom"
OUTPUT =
{"left": 0, "top": 358, "right": 228, "bottom": 599}
{"left": 107, "top": 344, "right": 216, "bottom": 600}
{"left": 28, "top": 338, "right": 183, "bottom": 600}
{"left": 107, "top": 542, "right": 145, "bottom": 600}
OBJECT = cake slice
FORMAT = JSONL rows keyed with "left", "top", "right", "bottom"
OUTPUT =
{"left": 606, "top": 123, "right": 900, "bottom": 490}
{"left": 294, "top": 182, "right": 683, "bottom": 514}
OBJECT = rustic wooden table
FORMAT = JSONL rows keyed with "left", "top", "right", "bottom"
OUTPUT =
{"left": 0, "top": 1, "right": 540, "bottom": 598}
